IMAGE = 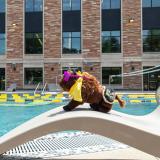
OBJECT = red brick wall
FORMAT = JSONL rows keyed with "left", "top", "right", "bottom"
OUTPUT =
{"left": 83, "top": 62, "right": 101, "bottom": 82}
{"left": 82, "top": 0, "right": 101, "bottom": 58}
{"left": 44, "top": 63, "right": 61, "bottom": 84}
{"left": 6, "top": 63, "right": 23, "bottom": 89}
{"left": 123, "top": 62, "right": 142, "bottom": 89}
{"left": 122, "top": 0, "right": 142, "bottom": 57}
{"left": 44, "top": 0, "right": 61, "bottom": 58}
{"left": 7, "top": 0, "right": 23, "bottom": 59}
{"left": 122, "top": 0, "right": 142, "bottom": 89}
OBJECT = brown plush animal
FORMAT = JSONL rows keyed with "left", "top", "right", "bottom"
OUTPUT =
{"left": 59, "top": 70, "right": 125, "bottom": 113}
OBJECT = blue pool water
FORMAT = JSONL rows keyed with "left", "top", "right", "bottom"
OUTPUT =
{"left": 0, "top": 101, "right": 158, "bottom": 137}
{"left": 113, "top": 103, "right": 157, "bottom": 116}
{"left": 0, "top": 102, "right": 66, "bottom": 136}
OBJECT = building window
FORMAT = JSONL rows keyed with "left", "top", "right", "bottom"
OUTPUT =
{"left": 102, "top": 31, "right": 121, "bottom": 53}
{"left": 25, "top": 33, "right": 43, "bottom": 54}
{"left": 0, "top": 34, "right": 5, "bottom": 55}
{"left": 143, "top": 0, "right": 160, "bottom": 7}
{"left": 24, "top": 68, "right": 43, "bottom": 85}
{"left": 102, "top": 0, "right": 120, "bottom": 9}
{"left": 25, "top": 0, "right": 43, "bottom": 12}
{"left": 63, "top": 32, "right": 81, "bottom": 54}
{"left": 0, "top": 0, "right": 5, "bottom": 12}
{"left": 102, "top": 67, "right": 122, "bottom": 84}
{"left": 63, "top": 0, "right": 81, "bottom": 11}
{"left": 143, "top": 66, "right": 160, "bottom": 91}
{"left": 143, "top": 29, "right": 160, "bottom": 52}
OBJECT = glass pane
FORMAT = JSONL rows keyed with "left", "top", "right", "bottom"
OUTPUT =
{"left": 142, "top": 0, "right": 151, "bottom": 7}
{"left": 143, "top": 36, "right": 152, "bottom": 52}
{"left": 72, "top": 32, "right": 80, "bottom": 37}
{"left": 63, "top": 37, "right": 71, "bottom": 53}
{"left": 151, "top": 35, "right": 160, "bottom": 51}
{"left": 0, "top": 0, "right": 5, "bottom": 12}
{"left": 102, "top": 0, "right": 110, "bottom": 9}
{"left": 34, "top": 37, "right": 43, "bottom": 54}
{"left": 0, "top": 33, "right": 5, "bottom": 39}
{"left": 111, "top": 0, "right": 120, "bottom": 9}
{"left": 0, "top": 39, "right": 5, "bottom": 55}
{"left": 72, "top": 38, "right": 81, "bottom": 53}
{"left": 151, "top": 29, "right": 160, "bottom": 36}
{"left": 25, "top": 33, "right": 33, "bottom": 38}
{"left": 152, "top": 0, "right": 160, "bottom": 7}
{"left": 34, "top": 0, "right": 43, "bottom": 11}
{"left": 25, "top": 0, "right": 34, "bottom": 12}
{"left": 72, "top": 0, "right": 81, "bottom": 10}
{"left": 102, "top": 67, "right": 122, "bottom": 84}
{"left": 25, "top": 38, "right": 34, "bottom": 54}
{"left": 143, "top": 30, "right": 150, "bottom": 36}
{"left": 102, "top": 37, "right": 111, "bottom": 53}
{"left": 102, "top": 31, "right": 110, "bottom": 36}
{"left": 111, "top": 31, "right": 120, "bottom": 36}
{"left": 63, "top": 32, "right": 71, "bottom": 37}
{"left": 110, "top": 37, "right": 120, "bottom": 52}
{"left": 25, "top": 68, "right": 43, "bottom": 85}
{"left": 63, "top": 0, "right": 71, "bottom": 11}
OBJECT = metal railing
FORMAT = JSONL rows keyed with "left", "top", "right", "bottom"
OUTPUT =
{"left": 34, "top": 82, "right": 40, "bottom": 95}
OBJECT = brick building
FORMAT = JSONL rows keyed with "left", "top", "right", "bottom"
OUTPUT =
{"left": 0, "top": 0, "right": 160, "bottom": 91}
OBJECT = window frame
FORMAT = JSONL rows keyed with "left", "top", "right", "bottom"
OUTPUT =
{"left": 24, "top": 67, "right": 43, "bottom": 85}
{"left": 62, "top": 32, "right": 81, "bottom": 54}
{"left": 102, "top": 0, "right": 121, "bottom": 10}
{"left": 25, "top": 0, "right": 43, "bottom": 12}
{"left": 63, "top": 0, "right": 81, "bottom": 11}
{"left": 25, "top": 32, "right": 43, "bottom": 54}
{"left": 143, "top": 29, "right": 160, "bottom": 52}
{"left": 102, "top": 67, "right": 122, "bottom": 85}
{"left": 102, "top": 30, "right": 121, "bottom": 53}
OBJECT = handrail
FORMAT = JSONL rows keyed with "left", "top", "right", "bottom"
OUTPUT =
{"left": 41, "top": 82, "right": 47, "bottom": 95}
{"left": 34, "top": 82, "right": 40, "bottom": 95}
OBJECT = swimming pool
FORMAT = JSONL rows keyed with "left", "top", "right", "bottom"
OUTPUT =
{"left": 0, "top": 98, "right": 158, "bottom": 137}
{"left": 0, "top": 102, "right": 66, "bottom": 136}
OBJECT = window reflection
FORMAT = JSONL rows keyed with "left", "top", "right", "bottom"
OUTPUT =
{"left": 143, "top": 29, "right": 160, "bottom": 52}
{"left": 63, "top": 32, "right": 81, "bottom": 54}
{"left": 0, "top": 0, "right": 5, "bottom": 13}
{"left": 102, "top": 31, "right": 121, "bottom": 53}
{"left": 63, "top": 0, "right": 81, "bottom": 11}
{"left": 102, "top": 67, "right": 122, "bottom": 84}
{"left": 25, "top": 0, "right": 43, "bottom": 12}
{"left": 25, "top": 33, "right": 43, "bottom": 54}
{"left": 24, "top": 68, "right": 43, "bottom": 85}
{"left": 143, "top": 0, "right": 160, "bottom": 7}
{"left": 102, "top": 0, "right": 120, "bottom": 9}
{"left": 0, "top": 34, "right": 5, "bottom": 55}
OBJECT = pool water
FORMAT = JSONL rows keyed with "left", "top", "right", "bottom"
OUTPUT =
{"left": 0, "top": 101, "right": 158, "bottom": 137}
{"left": 0, "top": 102, "right": 66, "bottom": 136}
{"left": 113, "top": 103, "right": 157, "bottom": 116}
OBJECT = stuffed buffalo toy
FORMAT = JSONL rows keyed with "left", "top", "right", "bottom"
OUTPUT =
{"left": 59, "top": 70, "right": 125, "bottom": 113}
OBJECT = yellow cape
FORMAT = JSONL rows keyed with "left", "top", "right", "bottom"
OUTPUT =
{"left": 69, "top": 76, "right": 83, "bottom": 102}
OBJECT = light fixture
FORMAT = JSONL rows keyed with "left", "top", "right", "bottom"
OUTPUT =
{"left": 129, "top": 18, "right": 134, "bottom": 23}
{"left": 12, "top": 23, "right": 16, "bottom": 27}
{"left": 131, "top": 66, "right": 135, "bottom": 72}
{"left": 12, "top": 63, "right": 16, "bottom": 71}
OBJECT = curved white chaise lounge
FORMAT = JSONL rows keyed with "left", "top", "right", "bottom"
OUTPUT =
{"left": 0, "top": 104, "right": 160, "bottom": 157}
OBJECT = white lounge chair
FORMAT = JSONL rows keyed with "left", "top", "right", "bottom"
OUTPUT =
{"left": 6, "top": 83, "right": 17, "bottom": 92}
{"left": 0, "top": 103, "right": 160, "bottom": 157}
